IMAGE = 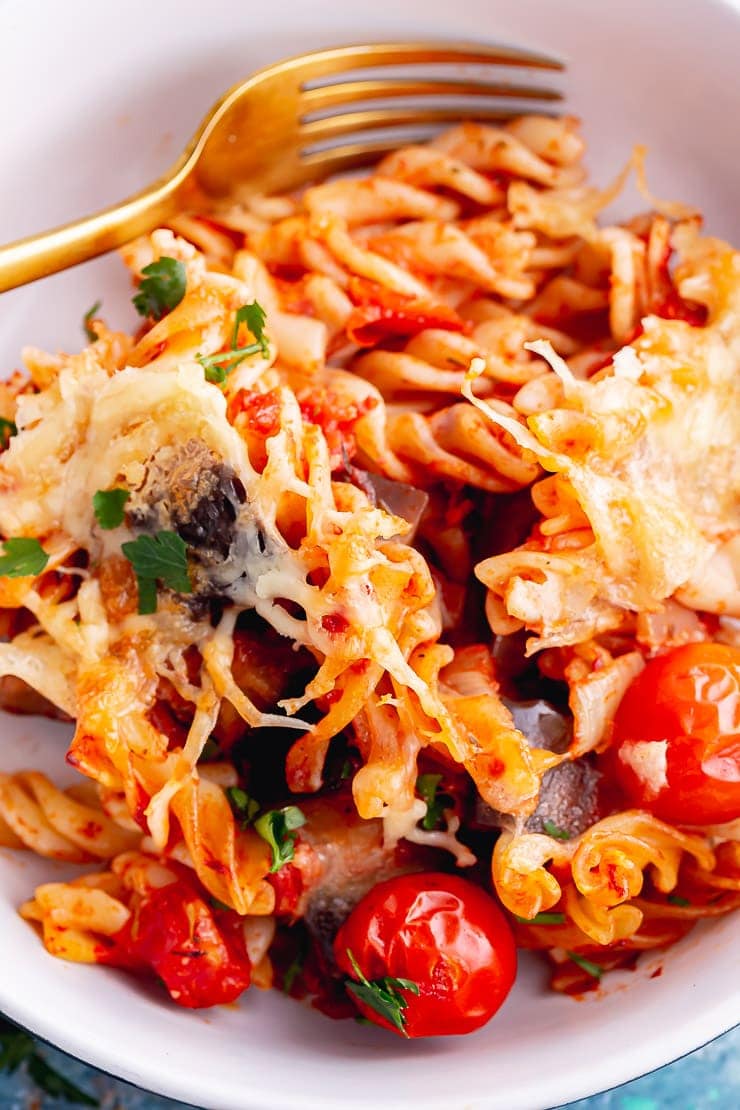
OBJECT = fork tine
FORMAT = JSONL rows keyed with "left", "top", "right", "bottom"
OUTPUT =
{"left": 300, "top": 105, "right": 544, "bottom": 144}
{"left": 300, "top": 137, "right": 431, "bottom": 176}
{"left": 301, "top": 78, "right": 562, "bottom": 114}
{"left": 291, "top": 41, "right": 563, "bottom": 88}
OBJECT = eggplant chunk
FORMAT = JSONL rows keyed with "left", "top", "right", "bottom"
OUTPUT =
{"left": 474, "top": 699, "right": 601, "bottom": 838}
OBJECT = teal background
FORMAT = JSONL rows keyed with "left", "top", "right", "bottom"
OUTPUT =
{"left": 0, "top": 1023, "right": 737, "bottom": 1109}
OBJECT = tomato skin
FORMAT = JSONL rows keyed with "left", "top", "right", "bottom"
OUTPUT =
{"left": 345, "top": 277, "right": 466, "bottom": 347}
{"left": 611, "top": 643, "right": 740, "bottom": 825}
{"left": 103, "top": 879, "right": 251, "bottom": 1008}
{"left": 334, "top": 872, "right": 516, "bottom": 1037}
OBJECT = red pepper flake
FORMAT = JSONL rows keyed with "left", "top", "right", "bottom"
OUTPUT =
{"left": 321, "top": 612, "right": 350, "bottom": 636}
{"left": 486, "top": 757, "right": 506, "bottom": 779}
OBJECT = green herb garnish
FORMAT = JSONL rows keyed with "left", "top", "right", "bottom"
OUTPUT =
{"left": 121, "top": 530, "right": 192, "bottom": 614}
{"left": 197, "top": 300, "right": 268, "bottom": 382}
{"left": 209, "top": 896, "right": 233, "bottom": 912}
{"left": 0, "top": 537, "right": 49, "bottom": 578}
{"left": 254, "top": 805, "right": 305, "bottom": 872}
{"left": 135, "top": 575, "right": 157, "bottom": 615}
{"left": 226, "top": 786, "right": 260, "bottom": 828}
{"left": 132, "top": 257, "right": 186, "bottom": 320}
{"left": 83, "top": 300, "right": 102, "bottom": 342}
{"left": 567, "top": 951, "right": 604, "bottom": 980}
{"left": 542, "top": 819, "right": 571, "bottom": 841}
{"left": 515, "top": 912, "right": 567, "bottom": 925}
{"left": 283, "top": 950, "right": 305, "bottom": 994}
{"left": 667, "top": 894, "right": 691, "bottom": 908}
{"left": 233, "top": 301, "right": 268, "bottom": 355}
{"left": 339, "top": 758, "right": 353, "bottom": 781}
{"left": 416, "top": 772, "right": 449, "bottom": 831}
{"left": 0, "top": 417, "right": 17, "bottom": 447}
{"left": 344, "top": 949, "right": 419, "bottom": 1037}
{"left": 92, "top": 488, "right": 130, "bottom": 530}
{"left": 0, "top": 1019, "right": 98, "bottom": 1106}
{"left": 199, "top": 736, "right": 221, "bottom": 763}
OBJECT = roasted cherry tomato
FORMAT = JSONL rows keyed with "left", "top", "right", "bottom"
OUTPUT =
{"left": 611, "top": 643, "right": 740, "bottom": 825}
{"left": 104, "top": 879, "right": 251, "bottom": 1008}
{"left": 334, "top": 872, "right": 516, "bottom": 1037}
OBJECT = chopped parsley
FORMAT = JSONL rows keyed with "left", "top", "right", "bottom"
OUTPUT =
{"left": 226, "top": 786, "right": 260, "bottom": 828}
{"left": 282, "top": 949, "right": 306, "bottom": 994}
{"left": 0, "top": 417, "right": 17, "bottom": 447}
{"left": 132, "top": 257, "right": 186, "bottom": 320}
{"left": 83, "top": 300, "right": 102, "bottom": 341}
{"left": 667, "top": 894, "right": 691, "bottom": 908}
{"left": 209, "top": 896, "right": 233, "bottom": 912}
{"left": 121, "top": 530, "right": 192, "bottom": 614}
{"left": 0, "top": 1018, "right": 98, "bottom": 1106}
{"left": 197, "top": 300, "right": 268, "bottom": 382}
{"left": 0, "top": 537, "right": 49, "bottom": 578}
{"left": 233, "top": 301, "right": 268, "bottom": 354}
{"left": 254, "top": 805, "right": 305, "bottom": 872}
{"left": 92, "top": 488, "right": 130, "bottom": 530}
{"left": 344, "top": 949, "right": 419, "bottom": 1037}
{"left": 199, "top": 736, "right": 221, "bottom": 763}
{"left": 542, "top": 819, "right": 571, "bottom": 841}
{"left": 339, "top": 758, "right": 353, "bottom": 781}
{"left": 514, "top": 912, "right": 566, "bottom": 925}
{"left": 416, "top": 772, "right": 449, "bottom": 831}
{"left": 566, "top": 951, "right": 604, "bottom": 980}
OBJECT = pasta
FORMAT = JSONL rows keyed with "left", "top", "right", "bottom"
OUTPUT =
{"left": 0, "top": 114, "right": 738, "bottom": 1031}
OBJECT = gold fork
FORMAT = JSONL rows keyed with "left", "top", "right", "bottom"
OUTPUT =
{"left": 0, "top": 41, "right": 562, "bottom": 293}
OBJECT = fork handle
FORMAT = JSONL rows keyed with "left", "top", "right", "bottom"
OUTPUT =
{"left": 0, "top": 176, "right": 184, "bottom": 294}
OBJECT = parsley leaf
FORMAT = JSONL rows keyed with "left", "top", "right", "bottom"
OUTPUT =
{"left": 514, "top": 911, "right": 566, "bottom": 925}
{"left": 0, "top": 417, "right": 17, "bottom": 447}
{"left": 339, "top": 758, "right": 353, "bottom": 781}
{"left": 566, "top": 951, "right": 604, "bottom": 980}
{"left": 667, "top": 894, "right": 691, "bottom": 908}
{"left": 233, "top": 301, "right": 268, "bottom": 355}
{"left": 254, "top": 805, "right": 305, "bottom": 872}
{"left": 210, "top": 896, "right": 233, "bottom": 912}
{"left": 92, "top": 488, "right": 129, "bottom": 530}
{"left": 197, "top": 356, "right": 230, "bottom": 385}
{"left": 0, "top": 537, "right": 49, "bottom": 578}
{"left": 226, "top": 786, "right": 260, "bottom": 828}
{"left": 416, "top": 772, "right": 448, "bottom": 831}
{"left": 344, "top": 949, "right": 419, "bottom": 1037}
{"left": 136, "top": 575, "right": 157, "bottom": 615}
{"left": 132, "top": 257, "right": 186, "bottom": 320}
{"left": 282, "top": 949, "right": 305, "bottom": 994}
{"left": 83, "top": 300, "right": 102, "bottom": 342}
{"left": 0, "top": 1020, "right": 98, "bottom": 1106}
{"left": 197, "top": 300, "right": 269, "bottom": 382}
{"left": 27, "top": 1055, "right": 99, "bottom": 1106}
{"left": 0, "top": 1021, "right": 34, "bottom": 1072}
{"left": 199, "top": 736, "right": 221, "bottom": 763}
{"left": 542, "top": 819, "right": 571, "bottom": 841}
{"left": 121, "top": 530, "right": 192, "bottom": 613}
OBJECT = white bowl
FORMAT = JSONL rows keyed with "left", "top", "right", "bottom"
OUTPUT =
{"left": 1, "top": 1, "right": 739, "bottom": 1107}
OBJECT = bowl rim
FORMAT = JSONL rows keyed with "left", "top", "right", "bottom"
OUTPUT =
{"left": 1, "top": 981, "right": 738, "bottom": 1110}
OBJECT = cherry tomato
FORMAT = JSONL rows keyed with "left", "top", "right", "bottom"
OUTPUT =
{"left": 104, "top": 878, "right": 251, "bottom": 1008}
{"left": 611, "top": 643, "right": 740, "bottom": 825}
{"left": 334, "top": 872, "right": 516, "bottom": 1037}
